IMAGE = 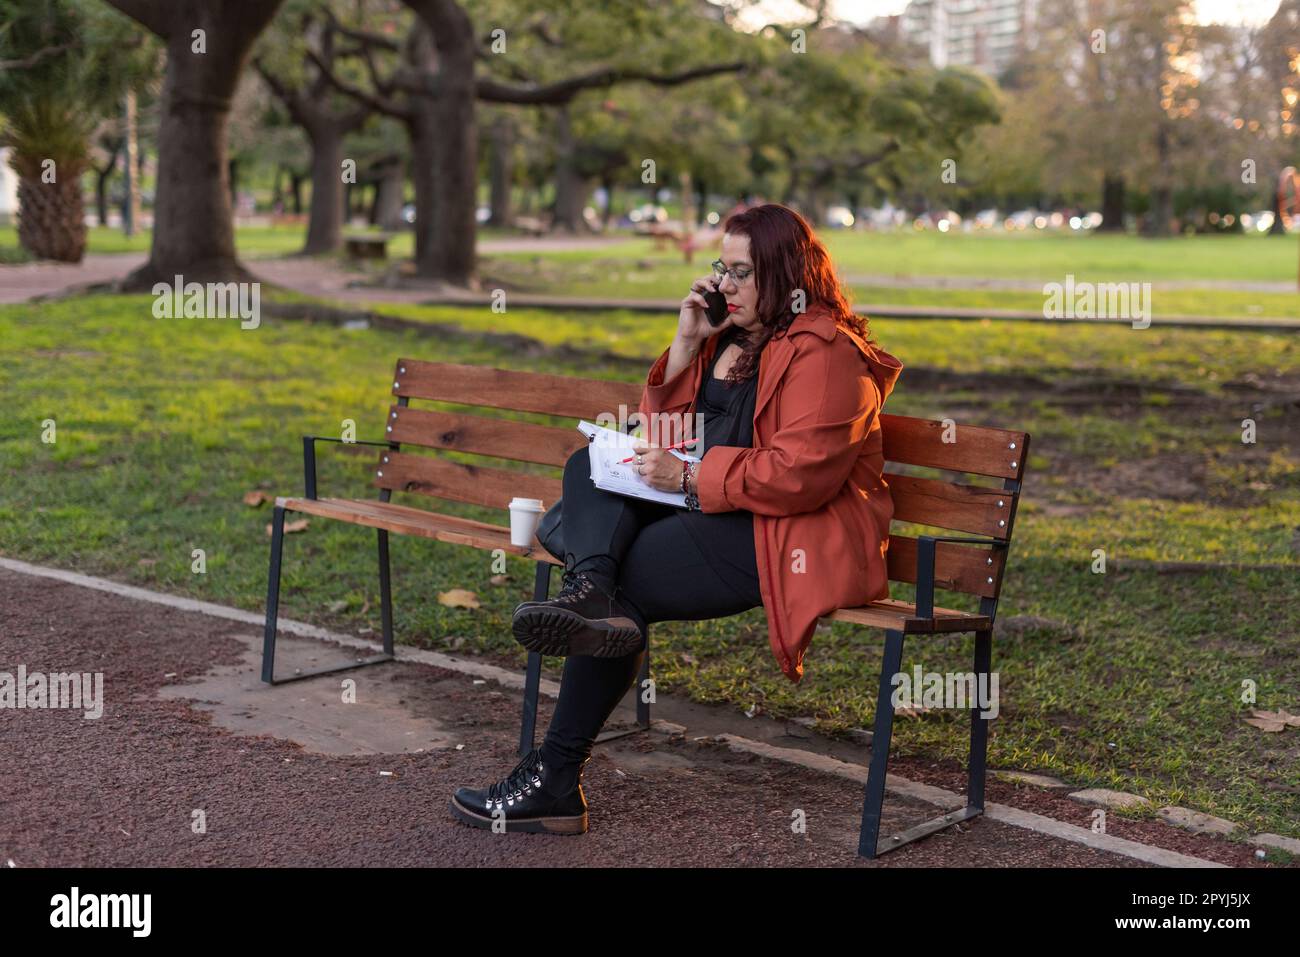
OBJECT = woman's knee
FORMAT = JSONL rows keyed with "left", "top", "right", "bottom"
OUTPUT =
{"left": 564, "top": 445, "right": 590, "bottom": 476}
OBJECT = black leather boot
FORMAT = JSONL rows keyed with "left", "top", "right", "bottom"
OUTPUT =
{"left": 449, "top": 748, "right": 589, "bottom": 835}
{"left": 511, "top": 567, "right": 644, "bottom": 658}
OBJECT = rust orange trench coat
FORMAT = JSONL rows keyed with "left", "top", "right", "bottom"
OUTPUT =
{"left": 638, "top": 304, "right": 904, "bottom": 683}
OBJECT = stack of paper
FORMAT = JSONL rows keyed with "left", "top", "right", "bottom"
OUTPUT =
{"left": 577, "top": 420, "right": 701, "bottom": 508}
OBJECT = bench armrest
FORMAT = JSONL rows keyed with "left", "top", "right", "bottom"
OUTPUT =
{"left": 301, "top": 435, "right": 397, "bottom": 500}
{"left": 914, "top": 535, "right": 1009, "bottom": 619}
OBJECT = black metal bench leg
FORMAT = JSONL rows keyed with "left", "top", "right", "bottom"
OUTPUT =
{"left": 968, "top": 628, "right": 992, "bottom": 810}
{"left": 635, "top": 637, "right": 651, "bottom": 729}
{"left": 858, "top": 627, "right": 991, "bottom": 859}
{"left": 858, "top": 628, "right": 905, "bottom": 858}
{"left": 378, "top": 528, "right": 394, "bottom": 656}
{"left": 261, "top": 505, "right": 287, "bottom": 684}
{"left": 260, "top": 508, "right": 396, "bottom": 685}
{"left": 518, "top": 561, "right": 551, "bottom": 757}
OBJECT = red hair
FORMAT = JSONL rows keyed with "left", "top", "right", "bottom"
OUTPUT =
{"left": 719, "top": 203, "right": 872, "bottom": 383}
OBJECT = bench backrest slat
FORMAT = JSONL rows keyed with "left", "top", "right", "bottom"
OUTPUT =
{"left": 387, "top": 405, "right": 586, "bottom": 468}
{"left": 886, "top": 473, "right": 1015, "bottom": 540}
{"left": 376, "top": 450, "right": 562, "bottom": 510}
{"left": 375, "top": 359, "right": 1027, "bottom": 601}
{"left": 880, "top": 413, "right": 1026, "bottom": 481}
{"left": 393, "top": 358, "right": 642, "bottom": 421}
{"left": 886, "top": 534, "right": 1005, "bottom": 598}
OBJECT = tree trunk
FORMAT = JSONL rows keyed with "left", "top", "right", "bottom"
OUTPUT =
{"left": 16, "top": 170, "right": 87, "bottom": 262}
{"left": 96, "top": 167, "right": 113, "bottom": 226}
{"left": 1099, "top": 172, "right": 1126, "bottom": 232}
{"left": 1142, "top": 124, "right": 1174, "bottom": 237}
{"left": 108, "top": 0, "right": 283, "bottom": 289}
{"left": 409, "top": 23, "right": 478, "bottom": 285}
{"left": 552, "top": 105, "right": 588, "bottom": 233}
{"left": 1269, "top": 179, "right": 1288, "bottom": 235}
{"left": 601, "top": 174, "right": 615, "bottom": 229}
{"left": 679, "top": 170, "right": 695, "bottom": 230}
{"left": 487, "top": 113, "right": 514, "bottom": 227}
{"left": 228, "top": 158, "right": 239, "bottom": 210}
{"left": 372, "top": 159, "right": 405, "bottom": 232}
{"left": 804, "top": 180, "right": 828, "bottom": 229}
{"left": 303, "top": 126, "right": 345, "bottom": 254}
{"left": 410, "top": 115, "right": 438, "bottom": 267}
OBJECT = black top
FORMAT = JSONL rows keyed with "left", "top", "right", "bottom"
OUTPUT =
{"left": 677, "top": 325, "right": 762, "bottom": 603}
{"left": 695, "top": 325, "right": 759, "bottom": 454}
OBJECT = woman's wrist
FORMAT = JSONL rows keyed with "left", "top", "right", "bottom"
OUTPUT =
{"left": 680, "top": 459, "right": 700, "bottom": 506}
{"left": 664, "top": 335, "right": 702, "bottom": 384}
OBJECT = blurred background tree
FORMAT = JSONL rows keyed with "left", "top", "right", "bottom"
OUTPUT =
{"left": 0, "top": 0, "right": 154, "bottom": 261}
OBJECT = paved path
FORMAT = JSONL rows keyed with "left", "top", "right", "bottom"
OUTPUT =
{"left": 2, "top": 559, "right": 1280, "bottom": 868}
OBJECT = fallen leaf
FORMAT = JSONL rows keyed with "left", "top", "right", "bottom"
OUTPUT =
{"left": 327, "top": 600, "right": 348, "bottom": 613}
{"left": 266, "top": 519, "right": 309, "bottom": 537}
{"left": 137, "top": 558, "right": 156, "bottom": 567}
{"left": 1245, "top": 708, "right": 1300, "bottom": 732}
{"left": 681, "top": 653, "right": 697, "bottom": 665}
{"left": 489, "top": 574, "right": 512, "bottom": 586}
{"left": 438, "top": 588, "right": 480, "bottom": 609}
{"left": 244, "top": 490, "right": 270, "bottom": 507}
{"left": 896, "top": 705, "right": 933, "bottom": 719}
{"left": 359, "top": 599, "right": 370, "bottom": 615}
{"left": 1244, "top": 715, "right": 1286, "bottom": 732}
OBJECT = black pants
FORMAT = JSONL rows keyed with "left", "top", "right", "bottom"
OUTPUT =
{"left": 538, "top": 445, "right": 763, "bottom": 782}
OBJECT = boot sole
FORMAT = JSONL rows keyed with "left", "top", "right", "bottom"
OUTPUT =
{"left": 449, "top": 796, "right": 588, "bottom": 835}
{"left": 511, "top": 605, "right": 643, "bottom": 658}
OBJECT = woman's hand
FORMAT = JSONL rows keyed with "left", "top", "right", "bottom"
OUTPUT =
{"left": 677, "top": 274, "right": 735, "bottom": 345}
{"left": 630, "top": 439, "right": 686, "bottom": 492}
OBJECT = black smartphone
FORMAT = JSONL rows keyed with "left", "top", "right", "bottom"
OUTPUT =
{"left": 702, "top": 282, "right": 729, "bottom": 327}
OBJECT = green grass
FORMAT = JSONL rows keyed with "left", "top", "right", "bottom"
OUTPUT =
{"left": 477, "top": 234, "right": 1300, "bottom": 320}
{"left": 821, "top": 229, "right": 1299, "bottom": 282}
{"left": 3, "top": 291, "right": 1298, "bottom": 844}
{"left": 479, "top": 227, "right": 1300, "bottom": 280}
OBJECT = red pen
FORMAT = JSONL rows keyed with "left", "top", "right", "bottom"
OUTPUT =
{"left": 618, "top": 439, "right": 695, "bottom": 464}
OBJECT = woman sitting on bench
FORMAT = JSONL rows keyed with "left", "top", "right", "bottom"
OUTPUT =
{"left": 450, "top": 202, "right": 903, "bottom": 835}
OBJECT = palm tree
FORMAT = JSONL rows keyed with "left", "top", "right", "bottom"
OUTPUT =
{"left": 0, "top": 0, "right": 144, "bottom": 261}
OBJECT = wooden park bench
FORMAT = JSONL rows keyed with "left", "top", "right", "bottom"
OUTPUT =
{"left": 261, "top": 357, "right": 1029, "bottom": 859}
{"left": 344, "top": 233, "right": 392, "bottom": 261}
{"left": 636, "top": 221, "right": 720, "bottom": 263}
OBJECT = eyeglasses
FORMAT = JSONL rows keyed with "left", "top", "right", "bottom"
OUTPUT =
{"left": 711, "top": 259, "right": 754, "bottom": 285}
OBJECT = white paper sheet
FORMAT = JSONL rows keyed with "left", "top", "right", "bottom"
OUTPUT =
{"left": 577, "top": 420, "right": 701, "bottom": 508}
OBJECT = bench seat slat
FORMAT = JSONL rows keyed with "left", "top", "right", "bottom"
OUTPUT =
{"left": 276, "top": 496, "right": 564, "bottom": 562}
{"left": 826, "top": 599, "right": 990, "bottom": 634}
{"left": 276, "top": 497, "right": 993, "bottom": 633}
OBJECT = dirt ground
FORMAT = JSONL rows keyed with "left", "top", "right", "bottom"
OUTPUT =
{"left": 2, "top": 565, "right": 1287, "bottom": 868}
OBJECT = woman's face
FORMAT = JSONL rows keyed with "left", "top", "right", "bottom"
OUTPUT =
{"left": 716, "top": 232, "right": 761, "bottom": 331}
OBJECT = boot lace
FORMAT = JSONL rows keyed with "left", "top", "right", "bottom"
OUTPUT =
{"left": 553, "top": 568, "right": 596, "bottom": 606}
{"left": 486, "top": 747, "right": 546, "bottom": 809}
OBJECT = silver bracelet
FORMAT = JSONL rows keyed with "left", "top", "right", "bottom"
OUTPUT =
{"left": 681, "top": 461, "right": 700, "bottom": 510}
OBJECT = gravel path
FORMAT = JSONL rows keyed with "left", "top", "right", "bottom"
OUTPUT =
{"left": 0, "top": 565, "right": 1204, "bottom": 868}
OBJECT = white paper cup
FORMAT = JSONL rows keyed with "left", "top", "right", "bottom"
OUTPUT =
{"left": 509, "top": 498, "right": 545, "bottom": 547}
